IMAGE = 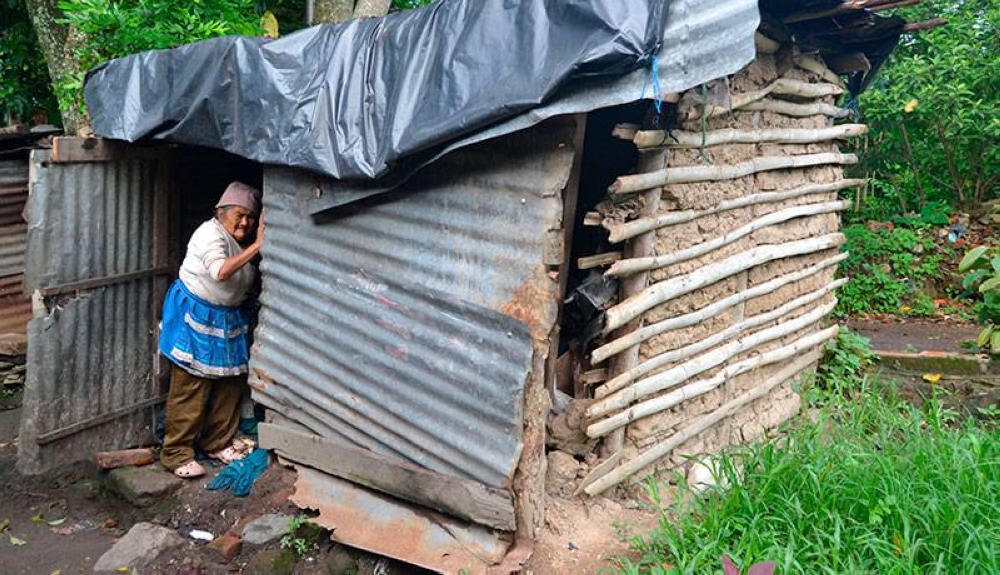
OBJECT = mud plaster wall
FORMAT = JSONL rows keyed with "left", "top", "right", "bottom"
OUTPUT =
{"left": 618, "top": 52, "right": 846, "bottom": 481}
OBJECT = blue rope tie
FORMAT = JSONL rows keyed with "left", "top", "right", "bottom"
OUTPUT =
{"left": 641, "top": 55, "right": 664, "bottom": 125}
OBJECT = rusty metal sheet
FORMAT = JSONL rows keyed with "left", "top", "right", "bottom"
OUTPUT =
{"left": 292, "top": 465, "right": 511, "bottom": 574}
{"left": 250, "top": 118, "right": 576, "bottom": 491}
{"left": 0, "top": 159, "right": 29, "bottom": 335}
{"left": 18, "top": 150, "right": 166, "bottom": 474}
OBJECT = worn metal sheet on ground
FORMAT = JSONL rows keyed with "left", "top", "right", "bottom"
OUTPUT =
{"left": 18, "top": 150, "right": 165, "bottom": 474}
{"left": 292, "top": 464, "right": 511, "bottom": 574}
{"left": 250, "top": 119, "right": 575, "bottom": 490}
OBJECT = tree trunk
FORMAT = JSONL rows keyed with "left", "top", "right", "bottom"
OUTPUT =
{"left": 354, "top": 0, "right": 392, "bottom": 17}
{"left": 897, "top": 120, "right": 926, "bottom": 209}
{"left": 312, "top": 0, "right": 355, "bottom": 24}
{"left": 24, "top": 0, "right": 90, "bottom": 134}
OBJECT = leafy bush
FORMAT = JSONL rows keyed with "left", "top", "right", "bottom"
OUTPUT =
{"left": 814, "top": 328, "right": 877, "bottom": 396}
{"left": 618, "top": 383, "right": 1000, "bottom": 574}
{"left": 957, "top": 245, "right": 1000, "bottom": 353}
{"left": 854, "top": 0, "right": 1000, "bottom": 214}
{"left": 0, "top": 1, "right": 60, "bottom": 124}
{"left": 56, "top": 0, "right": 266, "bottom": 114}
{"left": 836, "top": 222, "right": 952, "bottom": 317}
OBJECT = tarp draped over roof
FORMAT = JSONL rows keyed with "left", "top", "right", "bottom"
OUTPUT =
{"left": 84, "top": 0, "right": 670, "bottom": 180}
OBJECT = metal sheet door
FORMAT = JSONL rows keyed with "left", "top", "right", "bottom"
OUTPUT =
{"left": 17, "top": 148, "right": 170, "bottom": 474}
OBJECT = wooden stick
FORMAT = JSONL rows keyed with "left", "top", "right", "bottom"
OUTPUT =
{"left": 606, "top": 179, "right": 863, "bottom": 242}
{"left": 578, "top": 252, "right": 622, "bottom": 270}
{"left": 609, "top": 153, "right": 857, "bottom": 195}
{"left": 589, "top": 300, "right": 836, "bottom": 421}
{"left": 741, "top": 99, "right": 851, "bottom": 119}
{"left": 903, "top": 18, "right": 948, "bottom": 32}
{"left": 630, "top": 124, "right": 867, "bottom": 150}
{"left": 587, "top": 325, "right": 833, "bottom": 438}
{"left": 608, "top": 200, "right": 850, "bottom": 277}
{"left": 755, "top": 32, "right": 781, "bottom": 54}
{"left": 612, "top": 124, "right": 640, "bottom": 141}
{"left": 604, "top": 152, "right": 664, "bottom": 456}
{"left": 795, "top": 55, "right": 843, "bottom": 86}
{"left": 603, "top": 233, "right": 845, "bottom": 333}
{"left": 591, "top": 252, "right": 847, "bottom": 364}
{"left": 583, "top": 346, "right": 827, "bottom": 495}
{"left": 580, "top": 369, "right": 609, "bottom": 385}
{"left": 595, "top": 278, "right": 846, "bottom": 397}
{"left": 685, "top": 79, "right": 845, "bottom": 121}
{"left": 96, "top": 448, "right": 155, "bottom": 470}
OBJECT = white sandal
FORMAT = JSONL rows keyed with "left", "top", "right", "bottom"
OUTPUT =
{"left": 209, "top": 445, "right": 247, "bottom": 464}
{"left": 174, "top": 460, "right": 206, "bottom": 479}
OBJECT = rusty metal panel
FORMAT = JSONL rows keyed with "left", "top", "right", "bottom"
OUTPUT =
{"left": 251, "top": 119, "right": 576, "bottom": 490}
{"left": 17, "top": 150, "right": 166, "bottom": 474}
{"left": 293, "top": 465, "right": 510, "bottom": 574}
{"left": 0, "top": 159, "right": 30, "bottom": 335}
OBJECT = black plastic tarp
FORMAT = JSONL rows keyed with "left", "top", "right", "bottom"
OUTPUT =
{"left": 85, "top": 0, "right": 670, "bottom": 184}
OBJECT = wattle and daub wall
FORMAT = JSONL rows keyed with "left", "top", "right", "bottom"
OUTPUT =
{"left": 579, "top": 48, "right": 861, "bottom": 496}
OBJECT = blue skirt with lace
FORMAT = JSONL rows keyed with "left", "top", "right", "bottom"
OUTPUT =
{"left": 158, "top": 280, "right": 250, "bottom": 378}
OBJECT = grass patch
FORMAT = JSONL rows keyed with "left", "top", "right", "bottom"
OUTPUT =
{"left": 618, "top": 380, "right": 1000, "bottom": 574}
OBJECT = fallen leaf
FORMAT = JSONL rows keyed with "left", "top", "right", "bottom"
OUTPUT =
{"left": 30, "top": 513, "right": 43, "bottom": 524}
{"left": 904, "top": 98, "right": 919, "bottom": 113}
{"left": 923, "top": 373, "right": 942, "bottom": 383}
{"left": 51, "top": 526, "right": 75, "bottom": 536}
{"left": 102, "top": 518, "right": 119, "bottom": 529}
{"left": 117, "top": 567, "right": 130, "bottom": 573}
{"left": 0, "top": 519, "right": 9, "bottom": 534}
{"left": 893, "top": 532, "right": 904, "bottom": 556}
{"left": 899, "top": 305, "right": 912, "bottom": 313}
{"left": 50, "top": 570, "right": 62, "bottom": 575}
{"left": 9, "top": 535, "right": 26, "bottom": 546}
{"left": 47, "top": 518, "right": 66, "bottom": 526}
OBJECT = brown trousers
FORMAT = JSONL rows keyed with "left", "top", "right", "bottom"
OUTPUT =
{"left": 161, "top": 364, "right": 245, "bottom": 470}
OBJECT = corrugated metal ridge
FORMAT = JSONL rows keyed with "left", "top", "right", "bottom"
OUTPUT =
{"left": 18, "top": 150, "right": 161, "bottom": 474}
{"left": 251, "top": 119, "right": 575, "bottom": 489}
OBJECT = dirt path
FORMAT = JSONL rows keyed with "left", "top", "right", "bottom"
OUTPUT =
{"left": 847, "top": 319, "right": 981, "bottom": 353}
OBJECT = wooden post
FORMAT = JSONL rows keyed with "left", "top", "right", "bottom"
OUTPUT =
{"left": 602, "top": 149, "right": 664, "bottom": 457}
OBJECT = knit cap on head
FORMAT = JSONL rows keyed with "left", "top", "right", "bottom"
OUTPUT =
{"left": 216, "top": 181, "right": 261, "bottom": 214}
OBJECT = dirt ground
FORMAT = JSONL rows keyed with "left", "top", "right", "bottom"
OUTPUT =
{"left": 0, "top": 438, "right": 309, "bottom": 574}
{"left": 847, "top": 318, "right": 981, "bottom": 353}
{"left": 0, "top": 432, "right": 655, "bottom": 575}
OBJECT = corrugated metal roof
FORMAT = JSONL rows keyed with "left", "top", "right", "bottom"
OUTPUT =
{"left": 250, "top": 118, "right": 576, "bottom": 489}
{"left": 18, "top": 150, "right": 163, "bottom": 474}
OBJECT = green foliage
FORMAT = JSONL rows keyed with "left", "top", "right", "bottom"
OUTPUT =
{"left": 958, "top": 244, "right": 1000, "bottom": 352}
{"left": 814, "top": 328, "right": 877, "bottom": 397}
{"left": 836, "top": 221, "right": 951, "bottom": 317}
{"left": 0, "top": 1, "right": 61, "bottom": 124}
{"left": 391, "top": 0, "right": 433, "bottom": 10}
{"left": 280, "top": 514, "right": 321, "bottom": 556}
{"left": 855, "top": 0, "right": 1000, "bottom": 214}
{"left": 55, "top": 0, "right": 265, "bottom": 114}
{"left": 618, "top": 382, "right": 1000, "bottom": 574}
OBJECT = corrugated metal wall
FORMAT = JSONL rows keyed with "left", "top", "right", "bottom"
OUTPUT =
{"left": 0, "top": 159, "right": 29, "bottom": 334}
{"left": 251, "top": 119, "right": 576, "bottom": 490}
{"left": 18, "top": 150, "right": 167, "bottom": 474}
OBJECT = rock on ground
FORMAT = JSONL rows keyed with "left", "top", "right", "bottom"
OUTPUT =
{"left": 93, "top": 522, "right": 184, "bottom": 573}
{"left": 242, "top": 513, "right": 293, "bottom": 545}
{"left": 106, "top": 466, "right": 183, "bottom": 507}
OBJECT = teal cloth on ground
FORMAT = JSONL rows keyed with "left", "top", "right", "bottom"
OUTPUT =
{"left": 206, "top": 449, "right": 269, "bottom": 497}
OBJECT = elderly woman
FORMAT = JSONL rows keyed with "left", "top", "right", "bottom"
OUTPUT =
{"left": 158, "top": 181, "right": 264, "bottom": 478}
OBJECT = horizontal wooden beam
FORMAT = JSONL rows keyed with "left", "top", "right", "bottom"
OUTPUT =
{"left": 259, "top": 422, "right": 516, "bottom": 531}
{"left": 903, "top": 18, "right": 948, "bottom": 32}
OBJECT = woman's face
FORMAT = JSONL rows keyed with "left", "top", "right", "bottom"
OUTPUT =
{"left": 218, "top": 206, "right": 257, "bottom": 243}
